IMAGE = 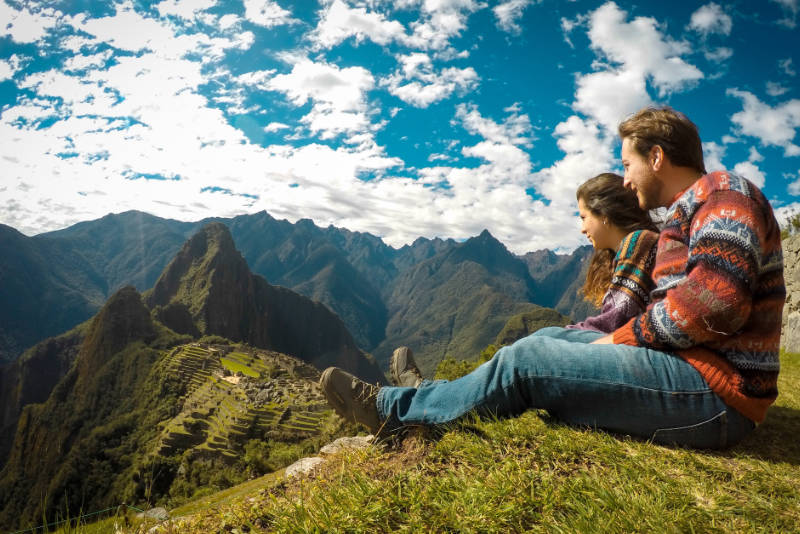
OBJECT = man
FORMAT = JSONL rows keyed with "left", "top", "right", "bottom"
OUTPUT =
{"left": 320, "top": 107, "right": 785, "bottom": 449}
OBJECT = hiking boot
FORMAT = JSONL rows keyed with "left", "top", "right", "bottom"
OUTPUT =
{"left": 320, "top": 367, "right": 381, "bottom": 433}
{"left": 391, "top": 346, "right": 423, "bottom": 388}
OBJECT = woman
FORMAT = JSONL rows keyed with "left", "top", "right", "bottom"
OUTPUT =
{"left": 389, "top": 172, "right": 660, "bottom": 388}
{"left": 567, "top": 172, "right": 659, "bottom": 333}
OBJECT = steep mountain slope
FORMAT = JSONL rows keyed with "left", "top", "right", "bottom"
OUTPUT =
{"left": 0, "top": 323, "right": 88, "bottom": 467}
{"left": 0, "top": 224, "right": 103, "bottom": 363}
{"left": 522, "top": 244, "right": 597, "bottom": 320}
{"left": 0, "top": 286, "right": 345, "bottom": 531}
{"left": 375, "top": 230, "right": 543, "bottom": 375}
{"left": 143, "top": 222, "right": 384, "bottom": 384}
{"left": 0, "top": 286, "right": 177, "bottom": 530}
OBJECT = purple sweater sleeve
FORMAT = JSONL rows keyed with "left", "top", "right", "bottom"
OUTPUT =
{"left": 566, "top": 290, "right": 646, "bottom": 333}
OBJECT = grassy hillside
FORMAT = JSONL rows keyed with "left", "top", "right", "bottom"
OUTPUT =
{"left": 92, "top": 349, "right": 800, "bottom": 533}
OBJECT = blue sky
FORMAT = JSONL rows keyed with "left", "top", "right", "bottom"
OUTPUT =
{"left": 0, "top": 0, "right": 798, "bottom": 253}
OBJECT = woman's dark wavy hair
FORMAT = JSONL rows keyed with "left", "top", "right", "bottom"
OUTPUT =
{"left": 577, "top": 173, "right": 658, "bottom": 307}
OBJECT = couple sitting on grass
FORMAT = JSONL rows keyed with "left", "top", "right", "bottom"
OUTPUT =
{"left": 321, "top": 106, "right": 785, "bottom": 450}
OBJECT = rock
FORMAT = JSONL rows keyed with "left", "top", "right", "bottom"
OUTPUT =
{"left": 319, "top": 435, "right": 374, "bottom": 456}
{"left": 137, "top": 507, "right": 169, "bottom": 521}
{"left": 783, "top": 312, "right": 800, "bottom": 355}
{"left": 285, "top": 456, "right": 324, "bottom": 478}
{"left": 782, "top": 235, "right": 800, "bottom": 353}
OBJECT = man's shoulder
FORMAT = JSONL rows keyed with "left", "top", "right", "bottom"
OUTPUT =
{"left": 693, "top": 171, "right": 763, "bottom": 202}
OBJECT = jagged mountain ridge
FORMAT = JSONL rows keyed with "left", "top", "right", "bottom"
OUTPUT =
{"left": 1, "top": 210, "right": 594, "bottom": 368}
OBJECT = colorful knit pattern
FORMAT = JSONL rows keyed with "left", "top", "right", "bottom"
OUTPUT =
{"left": 568, "top": 229, "right": 658, "bottom": 333}
{"left": 614, "top": 171, "right": 785, "bottom": 423}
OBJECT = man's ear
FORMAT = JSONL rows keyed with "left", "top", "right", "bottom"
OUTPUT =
{"left": 650, "top": 145, "right": 664, "bottom": 171}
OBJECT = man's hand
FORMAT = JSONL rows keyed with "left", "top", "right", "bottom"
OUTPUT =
{"left": 591, "top": 333, "right": 615, "bottom": 345}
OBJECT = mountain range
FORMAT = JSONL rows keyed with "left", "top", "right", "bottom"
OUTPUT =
{"left": 0, "top": 210, "right": 594, "bottom": 372}
{"left": 0, "top": 212, "right": 593, "bottom": 530}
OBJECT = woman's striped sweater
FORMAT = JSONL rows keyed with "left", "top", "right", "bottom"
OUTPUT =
{"left": 568, "top": 229, "right": 659, "bottom": 333}
{"left": 613, "top": 171, "right": 785, "bottom": 423}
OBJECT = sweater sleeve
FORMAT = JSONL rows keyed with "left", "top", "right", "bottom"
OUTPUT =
{"left": 614, "top": 190, "right": 765, "bottom": 348}
{"left": 568, "top": 230, "right": 658, "bottom": 333}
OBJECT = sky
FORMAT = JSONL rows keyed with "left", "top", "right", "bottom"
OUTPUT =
{"left": 1, "top": 0, "right": 799, "bottom": 254}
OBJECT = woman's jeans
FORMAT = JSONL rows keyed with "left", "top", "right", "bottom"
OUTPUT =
{"left": 376, "top": 327, "right": 755, "bottom": 449}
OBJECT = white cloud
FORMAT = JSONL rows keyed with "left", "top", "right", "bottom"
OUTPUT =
{"left": 733, "top": 161, "right": 766, "bottom": 188}
{"left": 310, "top": 0, "right": 407, "bottom": 49}
{"left": 264, "top": 122, "right": 290, "bottom": 133}
{"left": 587, "top": 2, "right": 703, "bottom": 98}
{"left": 779, "top": 57, "right": 796, "bottom": 76}
{"left": 704, "top": 46, "right": 732, "bottom": 62}
{"left": 243, "top": 0, "right": 293, "bottom": 28}
{"left": 689, "top": 3, "right": 732, "bottom": 36}
{"left": 0, "top": 1, "right": 61, "bottom": 43}
{"left": 772, "top": 0, "right": 798, "bottom": 28}
{"left": 702, "top": 141, "right": 726, "bottom": 172}
{"left": 156, "top": 0, "right": 217, "bottom": 19}
{"left": 0, "top": 54, "right": 23, "bottom": 81}
{"left": 383, "top": 53, "right": 479, "bottom": 107}
{"left": 566, "top": 2, "right": 703, "bottom": 134}
{"left": 727, "top": 89, "right": 800, "bottom": 156}
{"left": 788, "top": 172, "right": 800, "bottom": 195}
{"left": 76, "top": 1, "right": 253, "bottom": 59}
{"left": 574, "top": 68, "right": 650, "bottom": 133}
{"left": 732, "top": 145, "right": 767, "bottom": 188}
{"left": 493, "top": 0, "right": 537, "bottom": 34}
{"left": 63, "top": 50, "right": 113, "bottom": 72}
{"left": 266, "top": 57, "right": 377, "bottom": 140}
{"left": 405, "top": 0, "right": 483, "bottom": 51}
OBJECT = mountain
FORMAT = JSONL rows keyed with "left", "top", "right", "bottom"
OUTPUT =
{"left": 374, "top": 230, "right": 544, "bottom": 375}
{"left": 0, "top": 323, "right": 88, "bottom": 466}
{"left": 0, "top": 222, "right": 383, "bottom": 530}
{"left": 0, "top": 290, "right": 345, "bottom": 530}
{"left": 143, "top": 222, "right": 384, "bottom": 384}
{"left": 522, "top": 244, "right": 597, "bottom": 320}
{"left": 0, "top": 224, "right": 103, "bottom": 363}
{"left": 1, "top": 211, "right": 591, "bottom": 370}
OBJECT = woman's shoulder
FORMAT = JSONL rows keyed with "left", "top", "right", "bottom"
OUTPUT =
{"left": 617, "top": 229, "right": 659, "bottom": 261}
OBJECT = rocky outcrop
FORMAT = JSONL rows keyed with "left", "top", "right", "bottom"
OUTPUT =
{"left": 781, "top": 235, "right": 800, "bottom": 353}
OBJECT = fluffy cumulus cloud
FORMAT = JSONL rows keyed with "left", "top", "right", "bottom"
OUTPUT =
{"left": 703, "top": 141, "right": 726, "bottom": 172}
{"left": 493, "top": 0, "right": 538, "bottom": 34}
{"left": 689, "top": 3, "right": 733, "bottom": 36}
{"left": 727, "top": 89, "right": 800, "bottom": 156}
{"left": 0, "top": 1, "right": 62, "bottom": 43}
{"left": 383, "top": 53, "right": 479, "bottom": 107}
{"left": 733, "top": 147, "right": 767, "bottom": 188}
{"left": 243, "top": 0, "right": 293, "bottom": 28}
{"left": 310, "top": 0, "right": 407, "bottom": 49}
{"left": 405, "top": 0, "right": 483, "bottom": 51}
{"left": 265, "top": 57, "right": 377, "bottom": 140}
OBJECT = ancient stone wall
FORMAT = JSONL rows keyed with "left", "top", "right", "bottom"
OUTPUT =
{"left": 782, "top": 235, "right": 800, "bottom": 353}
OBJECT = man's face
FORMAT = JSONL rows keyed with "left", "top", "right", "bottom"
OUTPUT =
{"left": 621, "top": 137, "right": 662, "bottom": 210}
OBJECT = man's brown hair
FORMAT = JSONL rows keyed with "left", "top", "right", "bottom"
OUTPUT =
{"left": 618, "top": 106, "right": 706, "bottom": 175}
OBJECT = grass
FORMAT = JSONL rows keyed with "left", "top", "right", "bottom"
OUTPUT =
{"left": 220, "top": 357, "right": 261, "bottom": 378}
{"left": 85, "top": 351, "right": 800, "bottom": 532}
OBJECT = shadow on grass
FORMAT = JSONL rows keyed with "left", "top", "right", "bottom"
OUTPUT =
{"left": 723, "top": 406, "right": 800, "bottom": 465}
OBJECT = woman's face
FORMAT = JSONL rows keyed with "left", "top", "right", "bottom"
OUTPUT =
{"left": 578, "top": 198, "right": 615, "bottom": 250}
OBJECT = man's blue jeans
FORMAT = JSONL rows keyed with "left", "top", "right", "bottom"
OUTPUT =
{"left": 376, "top": 327, "right": 755, "bottom": 449}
